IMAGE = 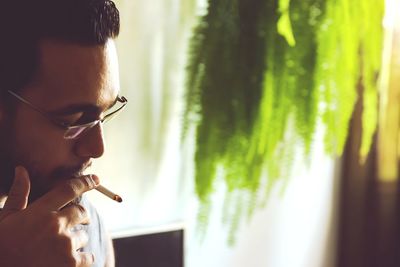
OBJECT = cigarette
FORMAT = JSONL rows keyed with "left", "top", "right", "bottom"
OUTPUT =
{"left": 95, "top": 185, "right": 123, "bottom": 203}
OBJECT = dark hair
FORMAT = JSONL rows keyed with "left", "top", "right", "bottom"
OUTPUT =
{"left": 0, "top": 0, "right": 120, "bottom": 95}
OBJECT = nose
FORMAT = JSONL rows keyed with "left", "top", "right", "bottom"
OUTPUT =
{"left": 74, "top": 123, "right": 105, "bottom": 159}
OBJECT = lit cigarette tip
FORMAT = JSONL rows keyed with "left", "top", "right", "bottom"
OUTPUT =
{"left": 114, "top": 195, "right": 123, "bottom": 203}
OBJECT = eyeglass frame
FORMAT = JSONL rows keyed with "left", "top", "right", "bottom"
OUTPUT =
{"left": 7, "top": 89, "right": 128, "bottom": 140}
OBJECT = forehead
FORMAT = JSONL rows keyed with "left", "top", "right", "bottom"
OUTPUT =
{"left": 21, "top": 39, "right": 120, "bottom": 110}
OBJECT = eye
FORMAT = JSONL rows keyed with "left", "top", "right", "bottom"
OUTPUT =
{"left": 56, "top": 112, "right": 85, "bottom": 126}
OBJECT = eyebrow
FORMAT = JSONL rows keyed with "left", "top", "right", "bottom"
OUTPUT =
{"left": 48, "top": 97, "right": 119, "bottom": 116}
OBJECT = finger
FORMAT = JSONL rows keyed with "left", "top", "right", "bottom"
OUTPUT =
{"left": 71, "top": 229, "right": 89, "bottom": 252}
{"left": 76, "top": 252, "right": 95, "bottom": 267}
{"left": 33, "top": 174, "right": 99, "bottom": 211}
{"left": 59, "top": 204, "right": 90, "bottom": 227}
{"left": 3, "top": 166, "right": 31, "bottom": 212}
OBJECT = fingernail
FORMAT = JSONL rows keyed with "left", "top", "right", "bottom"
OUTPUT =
{"left": 14, "top": 166, "right": 21, "bottom": 177}
{"left": 12, "top": 166, "right": 22, "bottom": 185}
{"left": 14, "top": 166, "right": 27, "bottom": 179}
{"left": 85, "top": 174, "right": 100, "bottom": 188}
{"left": 92, "top": 174, "right": 100, "bottom": 186}
{"left": 84, "top": 175, "right": 95, "bottom": 189}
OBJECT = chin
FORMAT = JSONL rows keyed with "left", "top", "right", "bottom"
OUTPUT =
{"left": 27, "top": 164, "right": 88, "bottom": 205}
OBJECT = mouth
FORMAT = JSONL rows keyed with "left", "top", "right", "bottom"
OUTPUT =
{"left": 52, "top": 161, "right": 93, "bottom": 206}
{"left": 53, "top": 161, "right": 92, "bottom": 181}
{"left": 25, "top": 161, "right": 93, "bottom": 204}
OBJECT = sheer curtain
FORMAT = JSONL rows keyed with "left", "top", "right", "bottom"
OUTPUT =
{"left": 87, "top": 1, "right": 338, "bottom": 266}
{"left": 87, "top": 0, "right": 199, "bottom": 234}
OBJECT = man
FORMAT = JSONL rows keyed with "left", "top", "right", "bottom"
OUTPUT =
{"left": 0, "top": 0, "right": 125, "bottom": 266}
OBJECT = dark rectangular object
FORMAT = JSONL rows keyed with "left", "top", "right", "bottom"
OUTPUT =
{"left": 113, "top": 229, "right": 184, "bottom": 267}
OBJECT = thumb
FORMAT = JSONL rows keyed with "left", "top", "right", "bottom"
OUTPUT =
{"left": 3, "top": 166, "right": 31, "bottom": 212}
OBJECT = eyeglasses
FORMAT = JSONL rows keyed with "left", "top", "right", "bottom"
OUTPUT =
{"left": 8, "top": 90, "right": 128, "bottom": 140}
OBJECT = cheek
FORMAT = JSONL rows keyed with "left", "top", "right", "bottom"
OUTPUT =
{"left": 13, "top": 116, "right": 71, "bottom": 175}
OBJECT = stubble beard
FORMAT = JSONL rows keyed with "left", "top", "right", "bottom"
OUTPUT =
{"left": 27, "top": 165, "right": 87, "bottom": 205}
{"left": 0, "top": 122, "right": 88, "bottom": 205}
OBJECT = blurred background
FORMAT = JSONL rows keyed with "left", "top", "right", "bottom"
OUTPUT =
{"left": 87, "top": 0, "right": 400, "bottom": 266}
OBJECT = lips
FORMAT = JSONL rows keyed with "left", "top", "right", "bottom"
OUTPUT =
{"left": 52, "top": 161, "right": 92, "bottom": 181}
{"left": 52, "top": 162, "right": 93, "bottom": 206}
{"left": 27, "top": 161, "right": 93, "bottom": 204}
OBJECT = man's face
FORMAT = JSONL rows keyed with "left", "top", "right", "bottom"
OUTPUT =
{"left": 1, "top": 39, "right": 120, "bottom": 202}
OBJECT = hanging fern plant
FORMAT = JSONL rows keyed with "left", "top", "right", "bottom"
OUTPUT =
{"left": 184, "top": 0, "right": 384, "bottom": 244}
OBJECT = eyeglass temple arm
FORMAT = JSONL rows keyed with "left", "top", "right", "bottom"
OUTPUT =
{"left": 8, "top": 90, "right": 70, "bottom": 128}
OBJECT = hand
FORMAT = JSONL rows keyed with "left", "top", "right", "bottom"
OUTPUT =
{"left": 0, "top": 166, "right": 100, "bottom": 267}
